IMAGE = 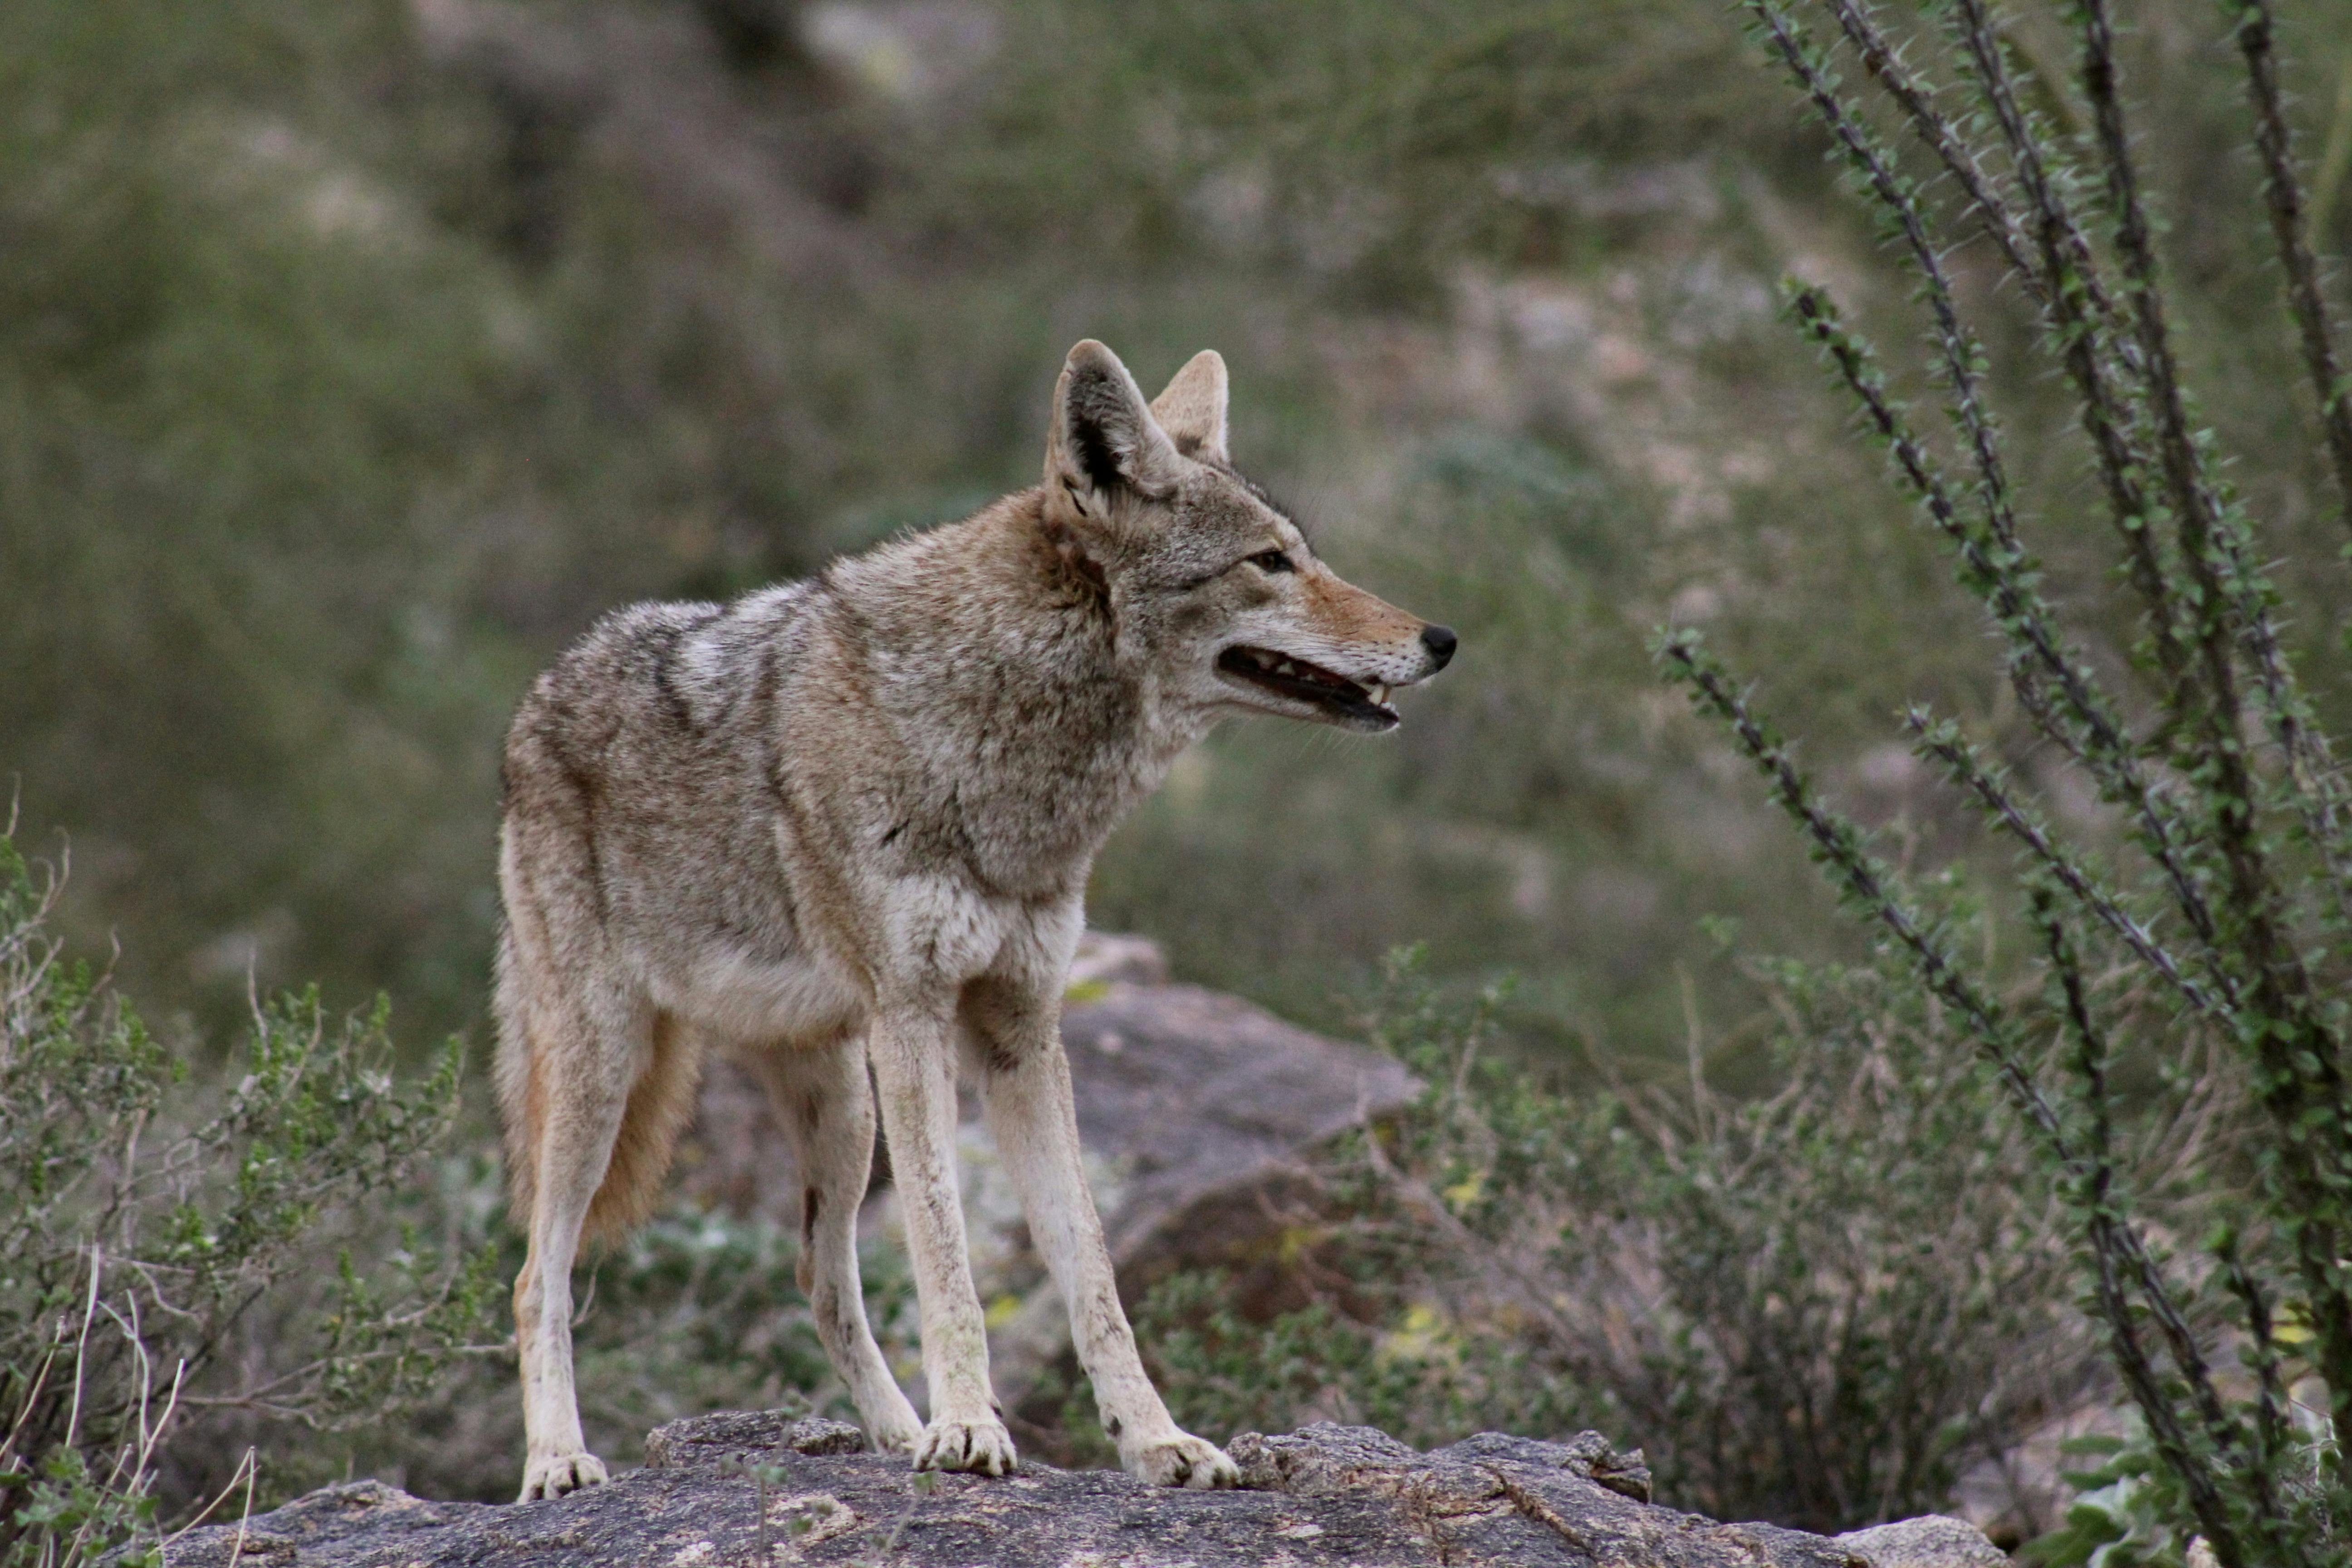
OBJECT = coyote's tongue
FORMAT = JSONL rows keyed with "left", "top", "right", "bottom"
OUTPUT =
{"left": 1217, "top": 645, "right": 1397, "bottom": 727}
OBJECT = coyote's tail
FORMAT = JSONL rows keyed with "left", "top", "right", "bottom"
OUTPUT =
{"left": 494, "top": 932, "right": 705, "bottom": 1246}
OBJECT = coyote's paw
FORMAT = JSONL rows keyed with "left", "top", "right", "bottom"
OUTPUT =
{"left": 519, "top": 1450, "right": 608, "bottom": 1502}
{"left": 912, "top": 1414, "right": 1017, "bottom": 1477}
{"left": 867, "top": 1403, "right": 924, "bottom": 1455}
{"left": 1122, "top": 1431, "right": 1237, "bottom": 1490}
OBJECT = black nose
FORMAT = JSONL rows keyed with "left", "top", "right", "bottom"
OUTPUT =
{"left": 1420, "top": 624, "right": 1457, "bottom": 669}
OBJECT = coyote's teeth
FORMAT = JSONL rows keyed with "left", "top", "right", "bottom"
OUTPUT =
{"left": 1275, "top": 660, "right": 1298, "bottom": 676}
{"left": 1372, "top": 684, "right": 1389, "bottom": 705}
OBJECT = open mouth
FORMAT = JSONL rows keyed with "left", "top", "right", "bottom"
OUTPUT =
{"left": 1216, "top": 646, "right": 1399, "bottom": 728}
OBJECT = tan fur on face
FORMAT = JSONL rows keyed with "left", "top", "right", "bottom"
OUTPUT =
{"left": 492, "top": 340, "right": 1454, "bottom": 1501}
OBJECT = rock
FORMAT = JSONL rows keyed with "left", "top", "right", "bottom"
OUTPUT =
{"left": 1064, "top": 928, "right": 1171, "bottom": 988}
{"left": 663, "top": 937, "right": 1421, "bottom": 1440}
{"left": 985, "top": 975, "right": 1419, "bottom": 1404}
{"left": 1948, "top": 1394, "right": 2132, "bottom": 1542}
{"left": 151, "top": 1480, "right": 490, "bottom": 1566}
{"left": 1055, "top": 979, "right": 1418, "bottom": 1283}
{"left": 1835, "top": 1514, "right": 2009, "bottom": 1568}
{"left": 158, "top": 1415, "right": 1881, "bottom": 1567}
{"left": 672, "top": 1051, "right": 798, "bottom": 1222}
{"left": 1444, "top": 1430, "right": 1656, "bottom": 1504}
{"left": 679, "top": 934, "right": 1412, "bottom": 1243}
{"left": 1226, "top": 1426, "right": 1834, "bottom": 1568}
{"left": 643, "top": 1412, "right": 868, "bottom": 1469}
{"left": 671, "top": 933, "right": 1420, "bottom": 1349}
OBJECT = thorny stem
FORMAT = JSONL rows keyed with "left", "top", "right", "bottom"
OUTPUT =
{"left": 2073, "top": 0, "right": 2352, "bottom": 1438}
{"left": 1661, "top": 637, "right": 2055, "bottom": 1146}
{"left": 1757, "top": 9, "right": 2029, "bottom": 591}
{"left": 2030, "top": 893, "right": 2262, "bottom": 1565}
{"left": 1965, "top": 6, "right": 2344, "bottom": 909}
{"left": 2073, "top": 0, "right": 2352, "bottom": 925}
{"left": 2221, "top": 0, "right": 2352, "bottom": 940}
{"left": 2073, "top": 0, "right": 2258, "bottom": 766}
{"left": 1781, "top": 283, "right": 2225, "bottom": 966}
{"left": 1940, "top": 0, "right": 2195, "bottom": 699}
{"left": 1906, "top": 711, "right": 2223, "bottom": 1019}
{"left": 1716, "top": 0, "right": 2352, "bottom": 1547}
{"left": 1758, "top": 4, "right": 2303, "bottom": 990}
{"left": 1795, "top": 0, "right": 2352, "bottom": 1442}
{"left": 1769, "top": 6, "right": 2352, "bottom": 950}
{"left": 2038, "top": 893, "right": 2308, "bottom": 1563}
{"left": 1821, "top": 0, "right": 2116, "bottom": 328}
{"left": 1662, "top": 635, "right": 2267, "bottom": 1560}
{"left": 2230, "top": 0, "right": 2352, "bottom": 538}
{"left": 2218, "top": 1239, "right": 2299, "bottom": 1541}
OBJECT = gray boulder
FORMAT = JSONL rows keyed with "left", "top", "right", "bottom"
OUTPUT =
{"left": 1056, "top": 978, "right": 1418, "bottom": 1283}
{"left": 676, "top": 933, "right": 1415, "bottom": 1273}
{"left": 159, "top": 1411, "right": 2004, "bottom": 1567}
{"left": 1836, "top": 1515, "right": 2011, "bottom": 1568}
{"left": 979, "top": 970, "right": 1420, "bottom": 1402}
{"left": 672, "top": 933, "right": 1420, "bottom": 1401}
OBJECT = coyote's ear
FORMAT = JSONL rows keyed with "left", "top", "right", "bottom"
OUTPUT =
{"left": 1149, "top": 350, "right": 1228, "bottom": 463}
{"left": 1044, "top": 340, "right": 1183, "bottom": 524}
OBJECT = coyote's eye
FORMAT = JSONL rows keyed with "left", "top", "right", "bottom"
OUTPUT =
{"left": 1248, "top": 550, "right": 1295, "bottom": 574}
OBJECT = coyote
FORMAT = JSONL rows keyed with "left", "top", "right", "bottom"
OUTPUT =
{"left": 494, "top": 340, "right": 1457, "bottom": 1500}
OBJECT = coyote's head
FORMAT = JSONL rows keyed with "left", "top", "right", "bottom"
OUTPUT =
{"left": 1041, "top": 340, "right": 1455, "bottom": 734}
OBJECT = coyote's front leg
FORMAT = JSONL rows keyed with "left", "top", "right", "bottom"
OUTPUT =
{"left": 970, "top": 967, "right": 1238, "bottom": 1489}
{"left": 747, "top": 1035, "right": 924, "bottom": 1455}
{"left": 867, "top": 1000, "right": 1018, "bottom": 1476}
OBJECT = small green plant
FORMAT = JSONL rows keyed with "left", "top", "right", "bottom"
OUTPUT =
{"left": 716, "top": 1453, "right": 829, "bottom": 1566}
{"left": 2024, "top": 1428, "right": 2200, "bottom": 1568}
{"left": 0, "top": 831, "right": 500, "bottom": 1563}
{"left": 1661, "top": 0, "right": 2352, "bottom": 1558}
{"left": 1131, "top": 1268, "right": 1580, "bottom": 1454}
{"left": 2023, "top": 1410, "right": 2342, "bottom": 1568}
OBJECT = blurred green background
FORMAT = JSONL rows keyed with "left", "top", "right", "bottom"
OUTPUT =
{"left": 9, "top": 0, "right": 2352, "bottom": 1079}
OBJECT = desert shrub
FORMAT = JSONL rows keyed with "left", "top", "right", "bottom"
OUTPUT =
{"left": 1127, "top": 1268, "right": 1594, "bottom": 1461}
{"left": 1133, "top": 947, "right": 2123, "bottom": 1529}
{"left": 0, "top": 833, "right": 500, "bottom": 1565}
{"left": 1657, "top": 0, "right": 2352, "bottom": 1560}
{"left": 0, "top": 821, "right": 923, "bottom": 1522}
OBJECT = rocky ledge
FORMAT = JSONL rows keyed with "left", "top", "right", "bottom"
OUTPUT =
{"left": 162, "top": 1411, "right": 2006, "bottom": 1567}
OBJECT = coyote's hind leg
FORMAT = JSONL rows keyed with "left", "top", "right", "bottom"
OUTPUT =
{"left": 746, "top": 1033, "right": 923, "bottom": 1453}
{"left": 507, "top": 983, "right": 654, "bottom": 1503}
